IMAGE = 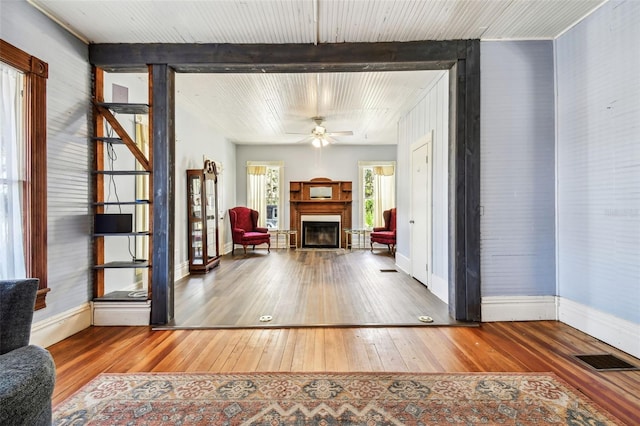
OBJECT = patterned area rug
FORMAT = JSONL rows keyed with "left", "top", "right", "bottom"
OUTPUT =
{"left": 53, "top": 372, "right": 621, "bottom": 425}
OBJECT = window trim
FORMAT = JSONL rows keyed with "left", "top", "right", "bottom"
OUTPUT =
{"left": 1, "top": 39, "right": 49, "bottom": 309}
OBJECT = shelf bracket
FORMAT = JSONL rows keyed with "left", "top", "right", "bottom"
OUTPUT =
{"left": 94, "top": 103, "right": 151, "bottom": 172}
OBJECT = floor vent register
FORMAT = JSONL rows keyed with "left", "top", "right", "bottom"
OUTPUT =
{"left": 574, "top": 353, "right": 638, "bottom": 371}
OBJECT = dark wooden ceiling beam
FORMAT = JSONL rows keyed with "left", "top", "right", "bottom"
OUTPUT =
{"left": 89, "top": 41, "right": 464, "bottom": 72}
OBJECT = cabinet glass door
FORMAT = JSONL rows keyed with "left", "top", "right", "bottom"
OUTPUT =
{"left": 187, "top": 168, "right": 220, "bottom": 273}
{"left": 205, "top": 176, "right": 217, "bottom": 259}
{"left": 189, "top": 174, "right": 204, "bottom": 264}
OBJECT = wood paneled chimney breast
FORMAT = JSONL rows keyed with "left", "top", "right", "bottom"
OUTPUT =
{"left": 290, "top": 178, "right": 352, "bottom": 248}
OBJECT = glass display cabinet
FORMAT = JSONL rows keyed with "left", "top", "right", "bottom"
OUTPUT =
{"left": 187, "top": 168, "right": 220, "bottom": 273}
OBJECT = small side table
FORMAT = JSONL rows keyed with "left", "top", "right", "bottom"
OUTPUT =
{"left": 344, "top": 228, "right": 370, "bottom": 250}
{"left": 270, "top": 229, "right": 297, "bottom": 249}
{"left": 284, "top": 229, "right": 297, "bottom": 249}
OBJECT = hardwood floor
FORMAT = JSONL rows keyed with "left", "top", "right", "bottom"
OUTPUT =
{"left": 168, "top": 249, "right": 463, "bottom": 328}
{"left": 48, "top": 250, "right": 640, "bottom": 423}
{"left": 49, "top": 322, "right": 640, "bottom": 424}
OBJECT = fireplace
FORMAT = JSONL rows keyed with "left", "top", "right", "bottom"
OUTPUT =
{"left": 301, "top": 215, "right": 341, "bottom": 248}
{"left": 302, "top": 222, "right": 340, "bottom": 248}
{"left": 290, "top": 178, "right": 352, "bottom": 248}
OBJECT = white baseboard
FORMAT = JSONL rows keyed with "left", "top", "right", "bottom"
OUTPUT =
{"left": 395, "top": 252, "right": 411, "bottom": 275}
{"left": 30, "top": 303, "right": 92, "bottom": 348}
{"left": 481, "top": 296, "right": 558, "bottom": 322}
{"left": 395, "top": 254, "right": 449, "bottom": 303}
{"left": 559, "top": 297, "right": 640, "bottom": 359}
{"left": 431, "top": 274, "right": 448, "bottom": 304}
{"left": 175, "top": 260, "right": 190, "bottom": 281}
{"left": 217, "top": 242, "right": 231, "bottom": 255}
{"left": 92, "top": 300, "right": 151, "bottom": 326}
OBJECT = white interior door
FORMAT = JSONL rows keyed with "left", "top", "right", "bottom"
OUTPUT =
{"left": 410, "top": 132, "right": 433, "bottom": 287}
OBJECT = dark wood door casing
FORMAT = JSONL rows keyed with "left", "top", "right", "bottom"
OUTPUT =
{"left": 89, "top": 40, "right": 481, "bottom": 323}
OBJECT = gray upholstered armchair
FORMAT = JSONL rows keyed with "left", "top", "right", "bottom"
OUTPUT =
{"left": 0, "top": 279, "right": 56, "bottom": 426}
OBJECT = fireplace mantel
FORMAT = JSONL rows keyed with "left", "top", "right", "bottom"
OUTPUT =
{"left": 290, "top": 178, "right": 352, "bottom": 248}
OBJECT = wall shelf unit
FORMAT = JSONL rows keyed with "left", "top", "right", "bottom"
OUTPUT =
{"left": 95, "top": 102, "right": 149, "bottom": 115}
{"left": 92, "top": 68, "right": 153, "bottom": 326}
{"left": 91, "top": 137, "right": 125, "bottom": 144}
{"left": 93, "top": 231, "right": 150, "bottom": 237}
{"left": 94, "top": 261, "right": 150, "bottom": 269}
{"left": 93, "top": 200, "right": 150, "bottom": 206}
{"left": 94, "top": 170, "right": 150, "bottom": 176}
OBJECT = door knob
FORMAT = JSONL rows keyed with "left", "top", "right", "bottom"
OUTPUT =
{"left": 409, "top": 220, "right": 415, "bottom": 224}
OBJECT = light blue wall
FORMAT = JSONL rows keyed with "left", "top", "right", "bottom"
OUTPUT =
{"left": 480, "top": 41, "right": 556, "bottom": 297}
{"left": 556, "top": 0, "right": 640, "bottom": 323}
{"left": 1, "top": 1, "right": 92, "bottom": 322}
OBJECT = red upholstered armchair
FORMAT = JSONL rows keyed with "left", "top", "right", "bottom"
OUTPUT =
{"left": 229, "top": 207, "right": 271, "bottom": 254}
{"left": 370, "top": 208, "right": 396, "bottom": 254}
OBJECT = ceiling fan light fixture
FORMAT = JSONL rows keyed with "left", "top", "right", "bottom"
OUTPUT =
{"left": 311, "top": 136, "right": 329, "bottom": 148}
{"left": 313, "top": 125, "right": 326, "bottom": 136}
{"left": 297, "top": 117, "right": 349, "bottom": 146}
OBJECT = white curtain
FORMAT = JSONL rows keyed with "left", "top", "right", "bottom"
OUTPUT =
{"left": 373, "top": 166, "right": 395, "bottom": 227}
{"left": 247, "top": 165, "right": 267, "bottom": 227}
{"left": 0, "top": 63, "right": 26, "bottom": 279}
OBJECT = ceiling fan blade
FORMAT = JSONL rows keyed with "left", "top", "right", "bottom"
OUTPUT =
{"left": 295, "top": 135, "right": 315, "bottom": 144}
{"left": 326, "top": 131, "right": 354, "bottom": 136}
{"left": 324, "top": 135, "right": 339, "bottom": 145}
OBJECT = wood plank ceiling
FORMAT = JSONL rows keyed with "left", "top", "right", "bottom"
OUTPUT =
{"left": 27, "top": 0, "right": 606, "bottom": 145}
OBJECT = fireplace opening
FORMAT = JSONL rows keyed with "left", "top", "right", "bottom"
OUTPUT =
{"left": 302, "top": 221, "right": 340, "bottom": 248}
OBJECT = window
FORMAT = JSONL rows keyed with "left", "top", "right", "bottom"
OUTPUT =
{"left": 358, "top": 161, "right": 396, "bottom": 229}
{"left": 1, "top": 62, "right": 25, "bottom": 278}
{"left": 0, "top": 40, "right": 49, "bottom": 309}
{"left": 246, "top": 161, "right": 283, "bottom": 228}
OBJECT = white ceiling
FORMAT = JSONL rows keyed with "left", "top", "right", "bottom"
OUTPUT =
{"left": 176, "top": 71, "right": 442, "bottom": 145}
{"left": 28, "top": 0, "right": 607, "bottom": 145}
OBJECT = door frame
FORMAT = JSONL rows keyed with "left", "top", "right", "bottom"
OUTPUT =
{"left": 90, "top": 40, "right": 481, "bottom": 323}
{"left": 410, "top": 132, "right": 433, "bottom": 289}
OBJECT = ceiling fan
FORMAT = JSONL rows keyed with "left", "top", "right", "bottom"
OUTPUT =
{"left": 291, "top": 117, "right": 353, "bottom": 147}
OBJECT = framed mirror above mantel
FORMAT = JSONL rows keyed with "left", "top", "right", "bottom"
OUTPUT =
{"left": 290, "top": 177, "right": 351, "bottom": 201}
{"left": 290, "top": 178, "right": 352, "bottom": 248}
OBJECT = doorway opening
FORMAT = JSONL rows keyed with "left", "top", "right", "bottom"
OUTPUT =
{"left": 90, "top": 41, "right": 481, "bottom": 324}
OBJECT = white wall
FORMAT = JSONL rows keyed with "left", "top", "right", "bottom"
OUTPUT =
{"left": 235, "top": 144, "right": 396, "bottom": 230}
{"left": 556, "top": 0, "right": 640, "bottom": 326}
{"left": 174, "top": 90, "right": 236, "bottom": 271}
{"left": 1, "top": 1, "right": 92, "bottom": 325}
{"left": 397, "top": 72, "right": 449, "bottom": 299}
